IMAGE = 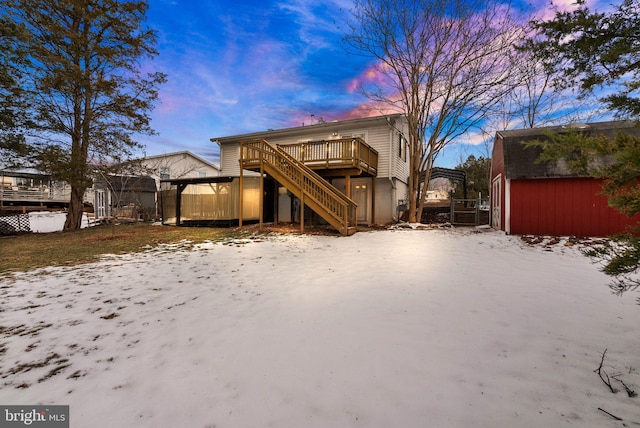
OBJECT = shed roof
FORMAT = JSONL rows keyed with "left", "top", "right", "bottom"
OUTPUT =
{"left": 105, "top": 175, "right": 157, "bottom": 192}
{"left": 497, "top": 120, "right": 640, "bottom": 179}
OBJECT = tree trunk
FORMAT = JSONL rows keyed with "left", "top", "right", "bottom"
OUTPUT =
{"left": 408, "top": 176, "right": 418, "bottom": 223}
{"left": 64, "top": 186, "right": 86, "bottom": 230}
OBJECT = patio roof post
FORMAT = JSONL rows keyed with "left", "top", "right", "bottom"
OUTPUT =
{"left": 176, "top": 183, "right": 187, "bottom": 226}
{"left": 239, "top": 160, "right": 244, "bottom": 228}
{"left": 259, "top": 154, "right": 264, "bottom": 230}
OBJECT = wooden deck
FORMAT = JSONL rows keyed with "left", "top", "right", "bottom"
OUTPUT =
{"left": 277, "top": 138, "right": 378, "bottom": 177}
{"left": 239, "top": 139, "right": 358, "bottom": 235}
{"left": 0, "top": 187, "right": 70, "bottom": 204}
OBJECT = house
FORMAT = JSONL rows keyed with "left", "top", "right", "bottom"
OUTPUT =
{"left": 160, "top": 114, "right": 410, "bottom": 234}
{"left": 134, "top": 151, "right": 220, "bottom": 190}
{"left": 0, "top": 168, "right": 79, "bottom": 214}
{"left": 490, "top": 120, "right": 640, "bottom": 236}
{"left": 208, "top": 114, "right": 410, "bottom": 234}
{"left": 106, "top": 151, "right": 220, "bottom": 222}
{"left": 425, "top": 189, "right": 450, "bottom": 203}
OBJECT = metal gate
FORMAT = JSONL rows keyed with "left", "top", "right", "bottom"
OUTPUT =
{"left": 450, "top": 198, "right": 489, "bottom": 226}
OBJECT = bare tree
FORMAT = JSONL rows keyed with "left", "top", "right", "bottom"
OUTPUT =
{"left": 493, "top": 46, "right": 601, "bottom": 131}
{"left": 143, "top": 156, "right": 203, "bottom": 181}
{"left": 344, "top": 0, "right": 526, "bottom": 222}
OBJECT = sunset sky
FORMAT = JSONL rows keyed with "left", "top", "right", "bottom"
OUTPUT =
{"left": 140, "top": 0, "right": 608, "bottom": 167}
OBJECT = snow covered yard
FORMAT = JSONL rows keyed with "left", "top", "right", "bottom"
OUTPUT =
{"left": 1, "top": 228, "right": 638, "bottom": 427}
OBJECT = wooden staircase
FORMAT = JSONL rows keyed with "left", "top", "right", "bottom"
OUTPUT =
{"left": 240, "top": 139, "right": 357, "bottom": 236}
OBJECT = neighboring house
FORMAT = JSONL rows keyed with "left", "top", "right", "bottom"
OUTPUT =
{"left": 93, "top": 175, "right": 157, "bottom": 220}
{"left": 117, "top": 151, "right": 220, "bottom": 221}
{"left": 425, "top": 189, "right": 449, "bottom": 202}
{"left": 136, "top": 151, "right": 220, "bottom": 190}
{"left": 1, "top": 167, "right": 157, "bottom": 220}
{"left": 0, "top": 168, "right": 78, "bottom": 213}
{"left": 161, "top": 114, "right": 410, "bottom": 234}
{"left": 490, "top": 120, "right": 640, "bottom": 236}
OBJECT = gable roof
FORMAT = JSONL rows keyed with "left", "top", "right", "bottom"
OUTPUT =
{"left": 140, "top": 151, "right": 220, "bottom": 170}
{"left": 497, "top": 120, "right": 640, "bottom": 179}
{"left": 211, "top": 114, "right": 404, "bottom": 144}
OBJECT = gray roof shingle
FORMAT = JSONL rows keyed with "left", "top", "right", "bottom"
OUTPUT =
{"left": 497, "top": 120, "right": 640, "bottom": 179}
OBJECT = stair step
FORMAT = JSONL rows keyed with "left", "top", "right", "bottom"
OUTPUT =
{"left": 241, "top": 139, "right": 357, "bottom": 236}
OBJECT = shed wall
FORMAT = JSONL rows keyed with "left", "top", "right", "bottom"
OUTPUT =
{"left": 509, "top": 177, "right": 639, "bottom": 236}
{"left": 490, "top": 135, "right": 506, "bottom": 231}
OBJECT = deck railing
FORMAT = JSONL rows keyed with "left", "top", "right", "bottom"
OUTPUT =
{"left": 0, "top": 187, "right": 71, "bottom": 202}
{"left": 278, "top": 137, "right": 378, "bottom": 176}
{"left": 240, "top": 139, "right": 357, "bottom": 235}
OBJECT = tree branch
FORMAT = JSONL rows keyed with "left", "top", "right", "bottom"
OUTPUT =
{"left": 594, "top": 349, "right": 618, "bottom": 394}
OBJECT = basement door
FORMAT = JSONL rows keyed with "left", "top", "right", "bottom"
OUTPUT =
{"left": 351, "top": 179, "right": 370, "bottom": 224}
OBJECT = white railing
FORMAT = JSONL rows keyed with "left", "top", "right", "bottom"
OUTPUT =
{"left": 0, "top": 187, "right": 72, "bottom": 202}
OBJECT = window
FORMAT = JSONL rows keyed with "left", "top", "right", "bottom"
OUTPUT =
{"left": 398, "top": 133, "right": 407, "bottom": 161}
{"left": 198, "top": 172, "right": 206, "bottom": 178}
{"left": 15, "top": 177, "right": 31, "bottom": 187}
{"left": 159, "top": 167, "right": 170, "bottom": 180}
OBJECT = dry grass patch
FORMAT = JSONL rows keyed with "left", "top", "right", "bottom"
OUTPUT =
{"left": 0, "top": 223, "right": 242, "bottom": 276}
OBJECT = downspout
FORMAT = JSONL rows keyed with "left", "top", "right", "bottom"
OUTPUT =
{"left": 389, "top": 123, "right": 397, "bottom": 222}
{"left": 215, "top": 140, "right": 222, "bottom": 173}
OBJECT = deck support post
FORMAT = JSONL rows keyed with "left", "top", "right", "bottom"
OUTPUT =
{"left": 259, "top": 161, "right": 264, "bottom": 230}
{"left": 239, "top": 162, "right": 243, "bottom": 228}
{"left": 274, "top": 184, "right": 279, "bottom": 225}
{"left": 371, "top": 177, "right": 376, "bottom": 224}
{"left": 346, "top": 175, "right": 351, "bottom": 199}
{"left": 300, "top": 192, "right": 304, "bottom": 234}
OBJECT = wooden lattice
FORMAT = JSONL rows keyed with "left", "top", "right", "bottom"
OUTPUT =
{"left": 0, "top": 214, "right": 31, "bottom": 235}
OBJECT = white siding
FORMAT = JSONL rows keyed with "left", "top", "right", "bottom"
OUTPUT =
{"left": 219, "top": 143, "right": 259, "bottom": 177}
{"left": 220, "top": 143, "right": 241, "bottom": 176}
{"left": 214, "top": 115, "right": 410, "bottom": 224}
{"left": 393, "top": 120, "right": 410, "bottom": 183}
{"left": 140, "top": 152, "right": 220, "bottom": 189}
{"left": 366, "top": 125, "right": 391, "bottom": 178}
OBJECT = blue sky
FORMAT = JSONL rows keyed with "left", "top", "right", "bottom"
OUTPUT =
{"left": 139, "top": 0, "right": 607, "bottom": 168}
{"left": 141, "top": 0, "right": 375, "bottom": 165}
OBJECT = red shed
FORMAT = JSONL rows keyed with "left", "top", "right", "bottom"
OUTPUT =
{"left": 490, "top": 120, "right": 640, "bottom": 237}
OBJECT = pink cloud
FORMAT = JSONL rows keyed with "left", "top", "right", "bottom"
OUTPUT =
{"left": 533, "top": 0, "right": 609, "bottom": 21}
{"left": 337, "top": 99, "right": 402, "bottom": 122}
{"left": 347, "top": 63, "right": 392, "bottom": 93}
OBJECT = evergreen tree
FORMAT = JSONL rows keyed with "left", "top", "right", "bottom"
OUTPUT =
{"left": 2, "top": 0, "right": 166, "bottom": 229}
{"left": 525, "top": 0, "right": 640, "bottom": 290}
{"left": 525, "top": 0, "right": 640, "bottom": 118}
{"left": 0, "top": 14, "right": 30, "bottom": 166}
{"left": 452, "top": 155, "right": 491, "bottom": 200}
